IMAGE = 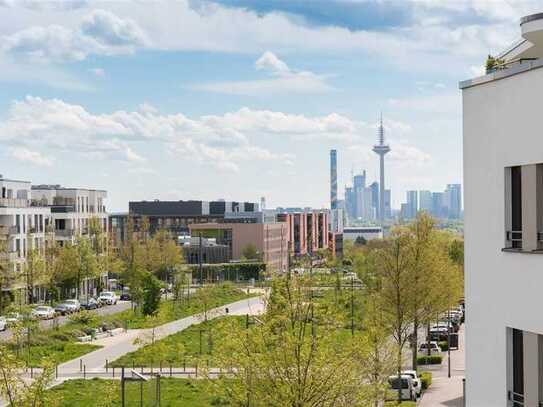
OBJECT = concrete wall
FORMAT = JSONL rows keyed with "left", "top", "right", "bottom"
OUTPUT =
{"left": 463, "top": 65, "right": 543, "bottom": 406}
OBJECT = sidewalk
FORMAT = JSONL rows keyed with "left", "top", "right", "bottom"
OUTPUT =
{"left": 418, "top": 325, "right": 465, "bottom": 407}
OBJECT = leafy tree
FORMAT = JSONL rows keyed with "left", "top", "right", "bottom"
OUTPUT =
{"left": 142, "top": 274, "right": 161, "bottom": 316}
{"left": 213, "top": 276, "right": 373, "bottom": 407}
{"left": 24, "top": 248, "right": 46, "bottom": 304}
{"left": 241, "top": 244, "right": 261, "bottom": 261}
{"left": 0, "top": 239, "right": 16, "bottom": 313}
{"left": 0, "top": 345, "right": 58, "bottom": 406}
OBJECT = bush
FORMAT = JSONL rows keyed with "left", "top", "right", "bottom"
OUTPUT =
{"left": 69, "top": 310, "right": 98, "bottom": 326}
{"left": 438, "top": 341, "right": 449, "bottom": 351}
{"left": 417, "top": 355, "right": 442, "bottom": 365}
{"left": 188, "top": 262, "right": 266, "bottom": 282}
{"left": 419, "top": 371, "right": 432, "bottom": 390}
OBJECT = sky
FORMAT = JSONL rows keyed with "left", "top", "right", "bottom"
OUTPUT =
{"left": 0, "top": 0, "right": 540, "bottom": 212}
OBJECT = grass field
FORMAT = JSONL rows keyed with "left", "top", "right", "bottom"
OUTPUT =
{"left": 11, "top": 285, "right": 254, "bottom": 367}
{"left": 111, "top": 316, "right": 246, "bottom": 367}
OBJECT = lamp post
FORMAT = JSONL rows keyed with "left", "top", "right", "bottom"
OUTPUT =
{"left": 447, "top": 308, "right": 451, "bottom": 378}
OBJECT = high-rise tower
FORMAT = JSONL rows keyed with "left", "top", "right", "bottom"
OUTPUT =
{"left": 330, "top": 149, "right": 338, "bottom": 209}
{"left": 372, "top": 114, "right": 391, "bottom": 224}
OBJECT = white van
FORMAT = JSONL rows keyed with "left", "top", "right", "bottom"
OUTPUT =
{"left": 387, "top": 375, "right": 417, "bottom": 401}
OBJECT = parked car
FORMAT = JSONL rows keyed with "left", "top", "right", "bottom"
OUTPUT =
{"left": 402, "top": 370, "right": 422, "bottom": 397}
{"left": 54, "top": 303, "right": 72, "bottom": 315}
{"left": 0, "top": 316, "right": 6, "bottom": 331}
{"left": 81, "top": 297, "right": 101, "bottom": 310}
{"left": 31, "top": 306, "right": 55, "bottom": 320}
{"left": 437, "top": 319, "right": 459, "bottom": 332}
{"left": 64, "top": 299, "right": 81, "bottom": 313}
{"left": 120, "top": 291, "right": 131, "bottom": 301}
{"left": 387, "top": 375, "right": 417, "bottom": 401}
{"left": 419, "top": 341, "right": 442, "bottom": 355}
{"left": 98, "top": 291, "right": 118, "bottom": 305}
{"left": 5, "top": 312, "right": 21, "bottom": 326}
{"left": 429, "top": 326, "right": 449, "bottom": 341}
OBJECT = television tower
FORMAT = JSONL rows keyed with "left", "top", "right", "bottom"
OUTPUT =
{"left": 372, "top": 114, "right": 391, "bottom": 225}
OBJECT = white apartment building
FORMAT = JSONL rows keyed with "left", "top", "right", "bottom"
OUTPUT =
{"left": 31, "top": 184, "right": 108, "bottom": 245}
{"left": 461, "top": 13, "right": 543, "bottom": 407}
{"left": 0, "top": 175, "right": 51, "bottom": 298}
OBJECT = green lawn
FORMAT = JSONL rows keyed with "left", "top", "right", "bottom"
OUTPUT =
{"left": 11, "top": 285, "right": 254, "bottom": 367}
{"left": 111, "top": 316, "right": 246, "bottom": 367}
{"left": 48, "top": 378, "right": 228, "bottom": 407}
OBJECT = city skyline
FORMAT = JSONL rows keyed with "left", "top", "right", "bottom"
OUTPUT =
{"left": 0, "top": 1, "right": 517, "bottom": 212}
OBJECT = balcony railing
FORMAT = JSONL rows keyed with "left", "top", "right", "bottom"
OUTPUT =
{"left": 506, "top": 230, "right": 523, "bottom": 248}
{"left": 508, "top": 390, "right": 524, "bottom": 406}
{"left": 55, "top": 229, "right": 75, "bottom": 237}
{"left": 0, "top": 225, "right": 18, "bottom": 235}
{"left": 0, "top": 251, "right": 18, "bottom": 262}
{"left": 0, "top": 198, "right": 29, "bottom": 208}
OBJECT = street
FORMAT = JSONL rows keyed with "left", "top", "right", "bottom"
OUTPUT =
{"left": 0, "top": 300, "right": 132, "bottom": 342}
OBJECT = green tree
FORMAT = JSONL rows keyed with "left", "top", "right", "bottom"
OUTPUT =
{"left": 213, "top": 276, "right": 373, "bottom": 407}
{"left": 241, "top": 244, "right": 261, "bottom": 261}
{"left": 24, "top": 248, "right": 46, "bottom": 304}
{"left": 142, "top": 274, "right": 161, "bottom": 316}
{"left": 0, "top": 239, "right": 16, "bottom": 313}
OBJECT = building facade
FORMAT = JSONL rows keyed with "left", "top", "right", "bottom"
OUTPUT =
{"left": 461, "top": 13, "right": 543, "bottom": 406}
{"left": 32, "top": 185, "right": 108, "bottom": 246}
{"left": 189, "top": 222, "right": 288, "bottom": 272}
{"left": 277, "top": 210, "right": 330, "bottom": 257}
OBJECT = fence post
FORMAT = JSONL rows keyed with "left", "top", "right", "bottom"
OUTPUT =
{"left": 83, "top": 365, "right": 86, "bottom": 379}
{"left": 80, "top": 359, "right": 83, "bottom": 372}
{"left": 157, "top": 374, "right": 161, "bottom": 407}
{"left": 463, "top": 378, "right": 466, "bottom": 407}
{"left": 169, "top": 364, "right": 172, "bottom": 377}
{"left": 55, "top": 365, "right": 58, "bottom": 379}
{"left": 183, "top": 358, "right": 186, "bottom": 372}
{"left": 106, "top": 359, "right": 108, "bottom": 372}
{"left": 112, "top": 367, "right": 115, "bottom": 378}
{"left": 160, "top": 360, "right": 162, "bottom": 373}
{"left": 121, "top": 367, "right": 125, "bottom": 407}
{"left": 195, "top": 362, "right": 198, "bottom": 378}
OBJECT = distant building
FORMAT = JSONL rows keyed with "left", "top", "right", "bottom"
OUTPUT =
{"left": 330, "top": 150, "right": 338, "bottom": 210}
{"left": 343, "top": 226, "right": 383, "bottom": 242}
{"left": 329, "top": 208, "right": 344, "bottom": 234}
{"left": 419, "top": 190, "right": 433, "bottom": 213}
{"left": 406, "top": 190, "right": 418, "bottom": 219}
{"left": 445, "top": 184, "right": 462, "bottom": 219}
{"left": 384, "top": 189, "right": 392, "bottom": 219}
{"left": 277, "top": 209, "right": 330, "bottom": 257}
{"left": 189, "top": 222, "right": 288, "bottom": 272}
{"left": 182, "top": 237, "right": 231, "bottom": 264}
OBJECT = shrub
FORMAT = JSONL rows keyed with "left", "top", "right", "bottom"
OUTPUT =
{"left": 142, "top": 274, "right": 162, "bottom": 316}
{"left": 69, "top": 310, "right": 98, "bottom": 326}
{"left": 419, "top": 371, "right": 432, "bottom": 390}
{"left": 417, "top": 355, "right": 442, "bottom": 365}
{"left": 438, "top": 341, "right": 449, "bottom": 351}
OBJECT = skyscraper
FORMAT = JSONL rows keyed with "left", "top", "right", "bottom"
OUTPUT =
{"left": 372, "top": 114, "right": 391, "bottom": 225}
{"left": 330, "top": 149, "right": 338, "bottom": 210}
{"left": 406, "top": 190, "right": 418, "bottom": 219}
{"left": 419, "top": 190, "right": 432, "bottom": 213}
{"left": 432, "top": 192, "right": 445, "bottom": 219}
{"left": 445, "top": 184, "right": 462, "bottom": 219}
{"left": 384, "top": 189, "right": 392, "bottom": 219}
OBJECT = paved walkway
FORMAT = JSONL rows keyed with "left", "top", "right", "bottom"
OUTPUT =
{"left": 419, "top": 325, "right": 465, "bottom": 407}
{"left": 58, "top": 296, "right": 264, "bottom": 373}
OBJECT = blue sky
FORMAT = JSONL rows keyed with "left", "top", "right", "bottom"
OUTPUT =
{"left": 0, "top": 0, "right": 539, "bottom": 211}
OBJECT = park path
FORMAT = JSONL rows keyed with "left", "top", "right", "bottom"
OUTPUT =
{"left": 57, "top": 295, "right": 265, "bottom": 373}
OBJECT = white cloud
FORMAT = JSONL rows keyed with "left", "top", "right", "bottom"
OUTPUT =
{"left": 388, "top": 92, "right": 460, "bottom": 114}
{"left": 1, "top": 9, "right": 147, "bottom": 63}
{"left": 193, "top": 51, "right": 333, "bottom": 95}
{"left": 10, "top": 147, "right": 53, "bottom": 166}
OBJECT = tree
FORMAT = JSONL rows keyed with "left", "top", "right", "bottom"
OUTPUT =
{"left": 0, "top": 345, "right": 58, "bottom": 406}
{"left": 52, "top": 244, "right": 79, "bottom": 299}
{"left": 213, "top": 276, "right": 373, "bottom": 407}
{"left": 0, "top": 239, "right": 16, "bottom": 313}
{"left": 241, "top": 244, "right": 261, "bottom": 261}
{"left": 355, "top": 236, "right": 367, "bottom": 246}
{"left": 24, "top": 248, "right": 46, "bottom": 304}
{"left": 142, "top": 274, "right": 161, "bottom": 316}
{"left": 367, "top": 228, "right": 416, "bottom": 403}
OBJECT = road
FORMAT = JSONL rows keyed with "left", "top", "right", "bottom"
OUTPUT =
{"left": 0, "top": 301, "right": 132, "bottom": 341}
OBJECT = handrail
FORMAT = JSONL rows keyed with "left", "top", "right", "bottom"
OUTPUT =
{"left": 506, "top": 230, "right": 522, "bottom": 242}
{"left": 508, "top": 390, "right": 525, "bottom": 406}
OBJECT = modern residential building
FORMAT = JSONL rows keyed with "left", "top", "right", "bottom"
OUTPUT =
{"left": 460, "top": 12, "right": 543, "bottom": 406}
{"left": 0, "top": 176, "right": 51, "bottom": 301}
{"left": 182, "top": 237, "right": 231, "bottom": 264}
{"left": 343, "top": 226, "right": 383, "bottom": 242}
{"left": 189, "top": 222, "right": 288, "bottom": 271}
{"left": 32, "top": 184, "right": 108, "bottom": 246}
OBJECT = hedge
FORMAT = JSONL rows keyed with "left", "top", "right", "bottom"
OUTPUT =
{"left": 419, "top": 371, "right": 432, "bottom": 390}
{"left": 417, "top": 355, "right": 442, "bottom": 365}
{"left": 188, "top": 262, "right": 266, "bottom": 282}
{"left": 438, "top": 341, "right": 449, "bottom": 351}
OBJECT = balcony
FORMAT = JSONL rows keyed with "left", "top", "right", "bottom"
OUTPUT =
{"left": 55, "top": 229, "right": 75, "bottom": 238}
{"left": 0, "top": 198, "right": 29, "bottom": 208}
{"left": 0, "top": 225, "right": 18, "bottom": 236}
{"left": 508, "top": 390, "right": 524, "bottom": 406}
{"left": 505, "top": 230, "right": 523, "bottom": 250}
